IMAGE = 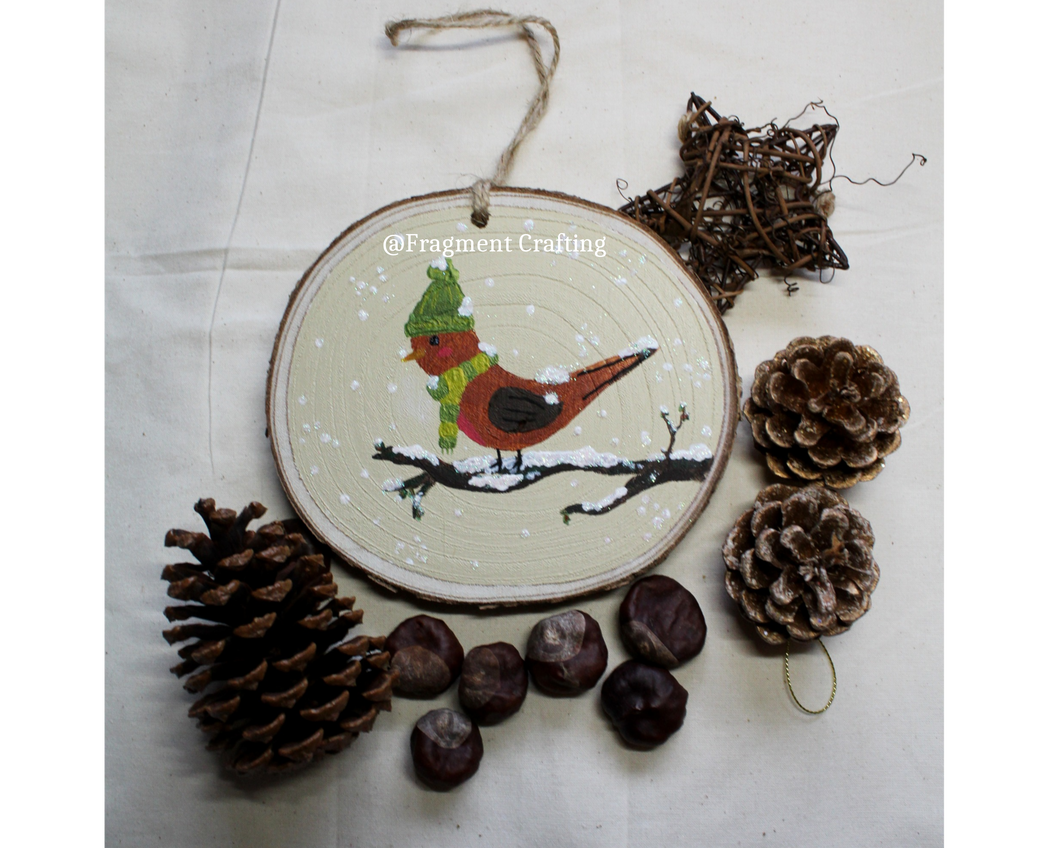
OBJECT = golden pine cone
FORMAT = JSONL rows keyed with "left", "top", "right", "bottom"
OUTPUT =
{"left": 744, "top": 336, "right": 909, "bottom": 488}
{"left": 722, "top": 484, "right": 879, "bottom": 645}
{"left": 162, "top": 499, "right": 396, "bottom": 775}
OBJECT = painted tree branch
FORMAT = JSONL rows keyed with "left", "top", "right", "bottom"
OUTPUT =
{"left": 373, "top": 406, "right": 713, "bottom": 521}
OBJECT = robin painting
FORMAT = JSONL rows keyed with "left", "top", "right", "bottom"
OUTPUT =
{"left": 402, "top": 258, "right": 657, "bottom": 464}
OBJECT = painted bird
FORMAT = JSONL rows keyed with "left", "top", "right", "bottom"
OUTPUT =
{"left": 402, "top": 258, "right": 657, "bottom": 465}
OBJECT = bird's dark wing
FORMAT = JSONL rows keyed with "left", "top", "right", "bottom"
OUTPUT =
{"left": 487, "top": 387, "right": 564, "bottom": 433}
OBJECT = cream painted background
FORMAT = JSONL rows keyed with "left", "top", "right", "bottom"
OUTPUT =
{"left": 106, "top": 2, "right": 942, "bottom": 845}
{"left": 282, "top": 199, "right": 727, "bottom": 589}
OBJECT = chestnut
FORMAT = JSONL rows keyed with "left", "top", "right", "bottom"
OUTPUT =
{"left": 600, "top": 660, "right": 688, "bottom": 748}
{"left": 459, "top": 642, "right": 528, "bottom": 725}
{"left": 619, "top": 574, "right": 706, "bottom": 668}
{"left": 410, "top": 708, "right": 483, "bottom": 790}
{"left": 386, "top": 615, "right": 464, "bottom": 697}
{"left": 525, "top": 609, "right": 608, "bottom": 696}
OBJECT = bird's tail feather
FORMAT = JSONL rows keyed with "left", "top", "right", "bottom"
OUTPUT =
{"left": 575, "top": 348, "right": 656, "bottom": 403}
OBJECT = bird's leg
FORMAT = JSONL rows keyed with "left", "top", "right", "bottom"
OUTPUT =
{"left": 516, "top": 449, "right": 523, "bottom": 470}
{"left": 495, "top": 449, "right": 503, "bottom": 472}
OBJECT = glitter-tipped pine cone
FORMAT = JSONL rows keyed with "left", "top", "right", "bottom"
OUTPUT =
{"left": 162, "top": 499, "right": 396, "bottom": 775}
{"left": 722, "top": 484, "right": 879, "bottom": 644}
{"left": 744, "top": 336, "right": 909, "bottom": 488}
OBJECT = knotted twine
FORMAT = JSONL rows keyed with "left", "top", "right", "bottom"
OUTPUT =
{"left": 385, "top": 10, "right": 560, "bottom": 227}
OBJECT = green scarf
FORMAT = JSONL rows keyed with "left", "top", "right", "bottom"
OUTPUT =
{"left": 425, "top": 351, "right": 498, "bottom": 452}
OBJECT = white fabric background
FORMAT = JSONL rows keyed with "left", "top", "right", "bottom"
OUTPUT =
{"left": 105, "top": 1, "right": 942, "bottom": 845}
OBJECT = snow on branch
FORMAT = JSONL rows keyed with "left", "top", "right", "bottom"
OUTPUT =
{"left": 373, "top": 405, "right": 712, "bottom": 521}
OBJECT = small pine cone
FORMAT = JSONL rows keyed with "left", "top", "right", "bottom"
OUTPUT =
{"left": 162, "top": 498, "right": 396, "bottom": 775}
{"left": 744, "top": 336, "right": 910, "bottom": 488}
{"left": 722, "top": 484, "right": 879, "bottom": 645}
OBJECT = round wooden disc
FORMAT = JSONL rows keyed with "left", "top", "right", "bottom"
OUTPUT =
{"left": 268, "top": 188, "right": 738, "bottom": 605}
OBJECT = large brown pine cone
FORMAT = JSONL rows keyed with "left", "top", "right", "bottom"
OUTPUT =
{"left": 162, "top": 499, "right": 396, "bottom": 775}
{"left": 744, "top": 336, "right": 909, "bottom": 488}
{"left": 722, "top": 484, "right": 879, "bottom": 645}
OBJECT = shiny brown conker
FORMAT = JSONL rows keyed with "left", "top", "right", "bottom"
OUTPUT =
{"left": 410, "top": 708, "right": 483, "bottom": 790}
{"left": 386, "top": 615, "right": 464, "bottom": 697}
{"left": 619, "top": 575, "right": 706, "bottom": 668}
{"left": 459, "top": 642, "right": 528, "bottom": 725}
{"left": 600, "top": 660, "right": 688, "bottom": 748}
{"left": 525, "top": 609, "right": 608, "bottom": 696}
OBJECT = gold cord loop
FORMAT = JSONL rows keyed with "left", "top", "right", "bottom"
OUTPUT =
{"left": 784, "top": 638, "right": 837, "bottom": 714}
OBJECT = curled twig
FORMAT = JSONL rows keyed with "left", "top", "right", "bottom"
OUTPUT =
{"left": 830, "top": 152, "right": 927, "bottom": 188}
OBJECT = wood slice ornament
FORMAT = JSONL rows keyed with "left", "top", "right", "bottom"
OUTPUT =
{"left": 266, "top": 14, "right": 739, "bottom": 606}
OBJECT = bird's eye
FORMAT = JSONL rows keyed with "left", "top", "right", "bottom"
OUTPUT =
{"left": 429, "top": 335, "right": 440, "bottom": 346}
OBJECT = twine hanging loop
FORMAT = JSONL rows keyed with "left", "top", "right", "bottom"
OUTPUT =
{"left": 385, "top": 9, "right": 560, "bottom": 227}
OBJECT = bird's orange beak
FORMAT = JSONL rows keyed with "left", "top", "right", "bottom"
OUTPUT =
{"left": 403, "top": 349, "right": 425, "bottom": 362}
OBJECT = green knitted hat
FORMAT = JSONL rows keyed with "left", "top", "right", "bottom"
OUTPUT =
{"left": 404, "top": 258, "right": 475, "bottom": 338}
